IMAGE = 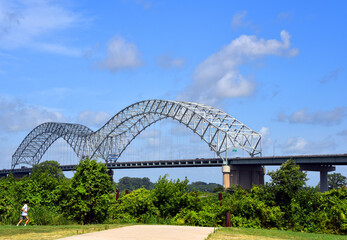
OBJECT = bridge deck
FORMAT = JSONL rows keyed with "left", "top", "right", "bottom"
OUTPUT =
{"left": 1, "top": 154, "right": 347, "bottom": 175}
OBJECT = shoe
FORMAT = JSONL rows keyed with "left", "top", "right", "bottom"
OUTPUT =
{"left": 24, "top": 224, "right": 26, "bottom": 226}
{"left": 17, "top": 224, "right": 19, "bottom": 226}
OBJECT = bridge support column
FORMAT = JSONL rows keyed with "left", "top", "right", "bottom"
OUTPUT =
{"left": 107, "top": 169, "right": 114, "bottom": 183}
{"left": 222, "top": 166, "right": 231, "bottom": 188}
{"left": 320, "top": 170, "right": 328, "bottom": 192}
{"left": 222, "top": 165, "right": 265, "bottom": 189}
{"left": 300, "top": 164, "right": 335, "bottom": 192}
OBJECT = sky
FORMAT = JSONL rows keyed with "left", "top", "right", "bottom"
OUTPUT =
{"left": 0, "top": 0, "right": 346, "bottom": 186}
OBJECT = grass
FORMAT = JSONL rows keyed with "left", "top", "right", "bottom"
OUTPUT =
{"left": 207, "top": 227, "right": 347, "bottom": 240}
{"left": 0, "top": 224, "right": 129, "bottom": 240}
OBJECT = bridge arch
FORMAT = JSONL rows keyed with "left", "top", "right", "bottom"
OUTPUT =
{"left": 12, "top": 99, "right": 262, "bottom": 168}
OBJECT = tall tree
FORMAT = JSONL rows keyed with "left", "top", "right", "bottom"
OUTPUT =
{"left": 63, "top": 159, "right": 113, "bottom": 224}
{"left": 268, "top": 159, "right": 308, "bottom": 206}
{"left": 30, "top": 160, "right": 67, "bottom": 207}
{"left": 328, "top": 173, "right": 347, "bottom": 190}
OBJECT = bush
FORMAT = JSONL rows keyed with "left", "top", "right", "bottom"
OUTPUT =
{"left": 62, "top": 159, "right": 113, "bottom": 224}
{"left": 110, "top": 188, "right": 158, "bottom": 222}
{"left": 152, "top": 175, "right": 201, "bottom": 218}
{"left": 30, "top": 205, "right": 72, "bottom": 225}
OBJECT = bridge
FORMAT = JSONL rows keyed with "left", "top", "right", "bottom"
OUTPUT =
{"left": 6, "top": 99, "right": 347, "bottom": 192}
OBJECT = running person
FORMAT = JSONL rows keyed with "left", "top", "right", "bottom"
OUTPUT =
{"left": 17, "top": 201, "right": 29, "bottom": 226}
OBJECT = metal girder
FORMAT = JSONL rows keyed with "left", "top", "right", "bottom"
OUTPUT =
{"left": 12, "top": 99, "right": 262, "bottom": 168}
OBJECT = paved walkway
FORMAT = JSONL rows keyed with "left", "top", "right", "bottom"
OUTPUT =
{"left": 59, "top": 225, "right": 215, "bottom": 240}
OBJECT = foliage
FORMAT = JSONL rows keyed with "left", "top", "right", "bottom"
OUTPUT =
{"left": 115, "top": 177, "right": 222, "bottom": 193}
{"left": 117, "top": 177, "right": 154, "bottom": 191}
{"left": 1, "top": 159, "right": 346, "bottom": 235}
{"left": 62, "top": 159, "right": 113, "bottom": 224}
{"left": 222, "top": 186, "right": 284, "bottom": 229}
{"left": 268, "top": 158, "right": 308, "bottom": 208}
{"left": 174, "top": 195, "right": 222, "bottom": 227}
{"left": 31, "top": 160, "right": 65, "bottom": 181}
{"left": 309, "top": 188, "right": 347, "bottom": 234}
{"left": 29, "top": 160, "right": 68, "bottom": 209}
{"left": 187, "top": 181, "right": 223, "bottom": 193}
{"left": 328, "top": 173, "right": 347, "bottom": 190}
{"left": 110, "top": 188, "right": 158, "bottom": 223}
{"left": 152, "top": 175, "right": 201, "bottom": 218}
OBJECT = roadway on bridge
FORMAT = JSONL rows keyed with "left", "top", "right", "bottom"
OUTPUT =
{"left": 59, "top": 225, "right": 215, "bottom": 240}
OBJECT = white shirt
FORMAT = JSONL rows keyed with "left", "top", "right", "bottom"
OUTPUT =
{"left": 22, "top": 204, "right": 28, "bottom": 216}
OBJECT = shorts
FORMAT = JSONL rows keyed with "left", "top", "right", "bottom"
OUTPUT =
{"left": 21, "top": 215, "right": 28, "bottom": 220}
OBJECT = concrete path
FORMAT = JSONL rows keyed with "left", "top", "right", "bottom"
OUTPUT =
{"left": 59, "top": 225, "right": 215, "bottom": 240}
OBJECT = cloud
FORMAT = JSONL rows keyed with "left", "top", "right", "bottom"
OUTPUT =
{"left": 278, "top": 107, "right": 346, "bottom": 126}
{"left": 0, "top": 0, "right": 81, "bottom": 56}
{"left": 156, "top": 54, "right": 185, "bottom": 69}
{"left": 319, "top": 68, "right": 342, "bottom": 84}
{"left": 95, "top": 36, "right": 143, "bottom": 72}
{"left": 77, "top": 110, "right": 110, "bottom": 127}
{"left": 259, "top": 126, "right": 272, "bottom": 146}
{"left": 0, "top": 96, "right": 66, "bottom": 132}
{"left": 281, "top": 137, "right": 336, "bottom": 154}
{"left": 231, "top": 11, "right": 249, "bottom": 29}
{"left": 178, "top": 31, "right": 298, "bottom": 105}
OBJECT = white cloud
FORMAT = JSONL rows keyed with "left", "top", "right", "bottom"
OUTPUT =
{"left": 0, "top": 96, "right": 66, "bottom": 132}
{"left": 278, "top": 107, "right": 346, "bottom": 126}
{"left": 178, "top": 31, "right": 298, "bottom": 105}
{"left": 0, "top": 0, "right": 81, "bottom": 56}
{"left": 281, "top": 137, "right": 336, "bottom": 154}
{"left": 259, "top": 127, "right": 272, "bottom": 150}
{"left": 96, "top": 36, "right": 142, "bottom": 72}
{"left": 157, "top": 54, "right": 185, "bottom": 69}
{"left": 259, "top": 127, "right": 270, "bottom": 136}
{"left": 77, "top": 110, "right": 110, "bottom": 127}
{"left": 231, "top": 11, "right": 248, "bottom": 29}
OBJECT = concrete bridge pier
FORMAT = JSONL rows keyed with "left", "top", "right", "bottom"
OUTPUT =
{"left": 222, "top": 165, "right": 265, "bottom": 189}
{"left": 107, "top": 169, "right": 114, "bottom": 182}
{"left": 300, "top": 164, "right": 335, "bottom": 192}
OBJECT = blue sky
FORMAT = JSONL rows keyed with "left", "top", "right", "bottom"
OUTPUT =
{"left": 0, "top": 0, "right": 346, "bottom": 185}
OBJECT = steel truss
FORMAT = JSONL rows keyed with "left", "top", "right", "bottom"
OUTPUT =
{"left": 12, "top": 99, "right": 262, "bottom": 168}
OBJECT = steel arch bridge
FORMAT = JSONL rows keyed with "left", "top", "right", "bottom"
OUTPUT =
{"left": 12, "top": 99, "right": 262, "bottom": 169}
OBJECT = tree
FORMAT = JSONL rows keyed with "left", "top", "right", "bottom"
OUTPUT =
{"left": 63, "top": 159, "right": 113, "bottom": 224}
{"left": 328, "top": 173, "right": 347, "bottom": 190}
{"left": 117, "top": 177, "right": 154, "bottom": 191}
{"left": 268, "top": 159, "right": 308, "bottom": 206}
{"left": 152, "top": 175, "right": 200, "bottom": 218}
{"left": 30, "top": 160, "right": 67, "bottom": 208}
{"left": 188, "top": 181, "right": 223, "bottom": 193}
{"left": 31, "top": 160, "right": 64, "bottom": 180}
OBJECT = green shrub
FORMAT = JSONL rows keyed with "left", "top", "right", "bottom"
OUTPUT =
{"left": 62, "top": 159, "right": 113, "bottom": 224}
{"left": 152, "top": 175, "right": 201, "bottom": 218}
{"left": 110, "top": 188, "right": 158, "bottom": 222}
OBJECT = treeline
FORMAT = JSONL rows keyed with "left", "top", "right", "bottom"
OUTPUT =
{"left": 0, "top": 159, "right": 346, "bottom": 235}
{"left": 117, "top": 177, "right": 222, "bottom": 193}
